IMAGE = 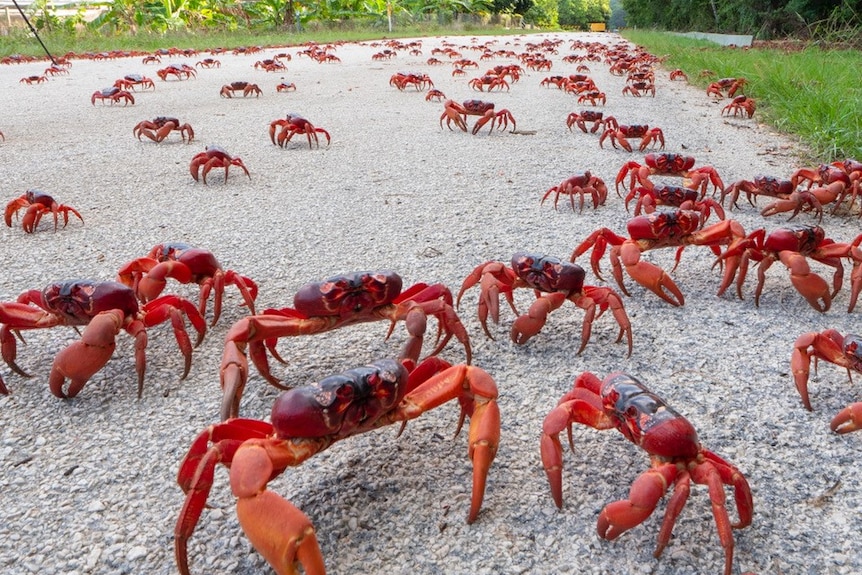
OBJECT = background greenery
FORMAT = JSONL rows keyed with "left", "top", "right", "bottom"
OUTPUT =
{"left": 11, "top": 0, "right": 858, "bottom": 40}
{"left": 620, "top": 0, "right": 860, "bottom": 42}
{"left": 15, "top": 0, "right": 611, "bottom": 35}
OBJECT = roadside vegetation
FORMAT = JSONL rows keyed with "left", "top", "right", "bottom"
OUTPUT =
{"left": 623, "top": 29, "right": 862, "bottom": 162}
{"left": 0, "top": 24, "right": 520, "bottom": 57}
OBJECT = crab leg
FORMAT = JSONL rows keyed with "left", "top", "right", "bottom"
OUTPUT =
{"left": 456, "top": 262, "right": 518, "bottom": 339}
{"left": 540, "top": 382, "right": 610, "bottom": 508}
{"left": 394, "top": 363, "right": 500, "bottom": 523}
{"left": 596, "top": 463, "right": 679, "bottom": 541}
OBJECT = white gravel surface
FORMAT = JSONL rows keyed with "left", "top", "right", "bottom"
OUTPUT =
{"left": 0, "top": 31, "right": 860, "bottom": 575}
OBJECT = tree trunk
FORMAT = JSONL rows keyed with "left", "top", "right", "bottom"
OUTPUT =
{"left": 283, "top": 0, "right": 295, "bottom": 28}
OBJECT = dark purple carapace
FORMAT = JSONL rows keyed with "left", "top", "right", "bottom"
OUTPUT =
{"left": 41, "top": 280, "right": 138, "bottom": 324}
{"left": 627, "top": 209, "right": 700, "bottom": 241}
{"left": 511, "top": 252, "right": 585, "bottom": 294}
{"left": 271, "top": 359, "right": 408, "bottom": 438}
{"left": 600, "top": 373, "right": 700, "bottom": 460}
{"left": 292, "top": 270, "right": 403, "bottom": 317}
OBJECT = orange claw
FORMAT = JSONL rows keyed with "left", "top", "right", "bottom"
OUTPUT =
{"left": 831, "top": 402, "right": 862, "bottom": 433}
{"left": 49, "top": 310, "right": 125, "bottom": 398}
{"left": 778, "top": 251, "right": 831, "bottom": 312}
{"left": 231, "top": 446, "right": 326, "bottom": 575}
{"left": 615, "top": 242, "right": 685, "bottom": 306}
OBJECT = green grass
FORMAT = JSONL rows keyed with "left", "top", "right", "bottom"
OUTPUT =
{"left": 0, "top": 22, "right": 520, "bottom": 59}
{"left": 622, "top": 29, "right": 862, "bottom": 163}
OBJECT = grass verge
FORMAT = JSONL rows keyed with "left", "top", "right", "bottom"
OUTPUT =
{"left": 621, "top": 29, "right": 862, "bottom": 163}
{"left": 0, "top": 23, "right": 520, "bottom": 60}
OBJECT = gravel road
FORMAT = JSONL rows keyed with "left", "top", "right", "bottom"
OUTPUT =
{"left": 0, "top": 31, "right": 860, "bottom": 575}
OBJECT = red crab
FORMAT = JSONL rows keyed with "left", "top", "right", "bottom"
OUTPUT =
{"left": 269, "top": 114, "right": 331, "bottom": 149}
{"left": 721, "top": 175, "right": 814, "bottom": 213}
{"left": 577, "top": 90, "right": 606, "bottom": 106}
{"left": 439, "top": 99, "right": 516, "bottom": 135}
{"left": 133, "top": 117, "right": 195, "bottom": 143}
{"left": 566, "top": 110, "right": 606, "bottom": 133}
{"left": 91, "top": 87, "right": 135, "bottom": 106}
{"left": 669, "top": 68, "right": 688, "bottom": 81}
{"left": 4, "top": 190, "right": 83, "bottom": 233}
{"left": 157, "top": 64, "right": 196, "bottom": 81}
{"left": 468, "top": 74, "right": 510, "bottom": 92}
{"left": 571, "top": 209, "right": 746, "bottom": 306}
{"left": 790, "top": 163, "right": 858, "bottom": 217}
{"left": 625, "top": 185, "right": 725, "bottom": 221}
{"left": 19, "top": 75, "right": 47, "bottom": 85}
{"left": 389, "top": 72, "right": 433, "bottom": 91}
{"left": 541, "top": 171, "right": 608, "bottom": 212}
{"left": 219, "top": 270, "right": 472, "bottom": 419}
{"left": 456, "top": 252, "right": 632, "bottom": 354}
{"left": 189, "top": 145, "right": 250, "bottom": 184}
{"left": 275, "top": 82, "right": 297, "bottom": 93}
{"left": 715, "top": 224, "right": 862, "bottom": 312}
{"left": 425, "top": 88, "right": 446, "bottom": 102}
{"left": 113, "top": 74, "right": 155, "bottom": 91}
{"left": 541, "top": 371, "right": 753, "bottom": 575}
{"left": 195, "top": 58, "right": 221, "bottom": 68}
{"left": 722, "top": 95, "right": 756, "bottom": 118}
{"left": 175, "top": 357, "right": 499, "bottom": 575}
{"left": 599, "top": 123, "right": 665, "bottom": 152}
{"left": 621, "top": 80, "right": 655, "bottom": 97}
{"left": 791, "top": 329, "right": 862, "bottom": 433}
{"left": 0, "top": 279, "right": 206, "bottom": 398}
{"left": 253, "top": 58, "right": 287, "bottom": 72}
{"left": 117, "top": 242, "right": 258, "bottom": 326}
{"left": 616, "top": 153, "right": 725, "bottom": 196}
{"left": 540, "top": 75, "right": 568, "bottom": 89}
{"left": 44, "top": 65, "right": 69, "bottom": 77}
{"left": 707, "top": 77, "right": 747, "bottom": 98}
{"left": 219, "top": 81, "right": 262, "bottom": 98}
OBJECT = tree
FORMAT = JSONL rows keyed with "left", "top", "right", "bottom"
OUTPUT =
{"left": 608, "top": 0, "right": 626, "bottom": 28}
{"left": 493, "top": 0, "right": 533, "bottom": 14}
{"left": 559, "top": 0, "right": 611, "bottom": 29}
{"left": 618, "top": 0, "right": 856, "bottom": 38}
{"left": 524, "top": 0, "right": 558, "bottom": 26}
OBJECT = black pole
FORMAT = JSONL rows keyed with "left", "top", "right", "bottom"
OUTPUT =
{"left": 11, "top": 0, "right": 58, "bottom": 65}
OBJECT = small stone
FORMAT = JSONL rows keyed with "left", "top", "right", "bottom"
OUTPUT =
{"left": 127, "top": 546, "right": 148, "bottom": 561}
{"left": 85, "top": 547, "right": 102, "bottom": 571}
{"left": 86, "top": 500, "right": 105, "bottom": 512}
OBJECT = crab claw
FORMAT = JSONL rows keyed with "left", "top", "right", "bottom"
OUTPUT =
{"left": 231, "top": 446, "right": 326, "bottom": 575}
{"left": 616, "top": 243, "right": 685, "bottom": 306}
{"left": 779, "top": 252, "right": 831, "bottom": 312}
{"left": 831, "top": 402, "right": 862, "bottom": 434}
{"left": 49, "top": 309, "right": 125, "bottom": 398}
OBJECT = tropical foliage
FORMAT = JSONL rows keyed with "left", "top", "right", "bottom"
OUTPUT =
{"left": 22, "top": 0, "right": 526, "bottom": 35}
{"left": 620, "top": 0, "right": 861, "bottom": 41}
{"left": 13, "top": 0, "right": 627, "bottom": 35}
